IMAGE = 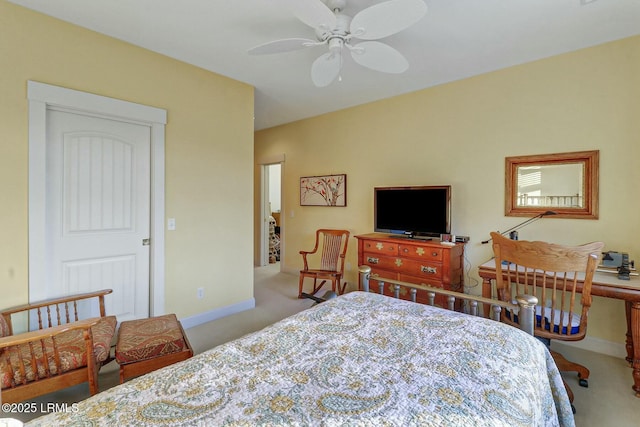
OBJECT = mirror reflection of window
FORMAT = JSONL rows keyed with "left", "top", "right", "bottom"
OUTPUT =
{"left": 505, "top": 150, "right": 598, "bottom": 219}
{"left": 516, "top": 163, "right": 584, "bottom": 208}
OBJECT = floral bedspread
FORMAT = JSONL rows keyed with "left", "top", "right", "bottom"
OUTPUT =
{"left": 28, "top": 291, "right": 574, "bottom": 426}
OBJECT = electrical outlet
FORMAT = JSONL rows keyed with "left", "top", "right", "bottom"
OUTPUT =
{"left": 346, "top": 262, "right": 352, "bottom": 271}
{"left": 197, "top": 287, "right": 204, "bottom": 299}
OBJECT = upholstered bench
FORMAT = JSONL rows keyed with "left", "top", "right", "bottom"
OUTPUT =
{"left": 0, "top": 289, "right": 117, "bottom": 403}
{"left": 115, "top": 314, "right": 193, "bottom": 383}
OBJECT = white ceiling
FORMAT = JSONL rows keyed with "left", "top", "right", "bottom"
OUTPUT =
{"left": 9, "top": 0, "right": 640, "bottom": 130}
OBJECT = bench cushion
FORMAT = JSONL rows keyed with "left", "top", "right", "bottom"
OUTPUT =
{"left": 90, "top": 316, "right": 118, "bottom": 363}
{"left": 116, "top": 314, "right": 187, "bottom": 364}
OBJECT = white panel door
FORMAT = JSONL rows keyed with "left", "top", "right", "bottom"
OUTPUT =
{"left": 44, "top": 109, "right": 151, "bottom": 321}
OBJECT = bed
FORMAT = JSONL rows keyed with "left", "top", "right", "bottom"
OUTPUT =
{"left": 26, "top": 291, "right": 574, "bottom": 426}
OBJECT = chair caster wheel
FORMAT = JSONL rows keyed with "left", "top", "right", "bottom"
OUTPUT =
{"left": 578, "top": 378, "right": 588, "bottom": 388}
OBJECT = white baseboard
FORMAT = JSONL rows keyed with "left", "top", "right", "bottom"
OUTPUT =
{"left": 179, "top": 297, "right": 255, "bottom": 330}
{"left": 558, "top": 336, "right": 627, "bottom": 360}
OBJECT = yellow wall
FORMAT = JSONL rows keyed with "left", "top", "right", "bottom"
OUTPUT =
{"left": 0, "top": 1, "right": 255, "bottom": 317}
{"left": 255, "top": 36, "right": 640, "bottom": 346}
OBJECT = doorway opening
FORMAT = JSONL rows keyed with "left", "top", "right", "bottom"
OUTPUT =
{"left": 266, "top": 163, "right": 282, "bottom": 265}
{"left": 258, "top": 155, "right": 284, "bottom": 268}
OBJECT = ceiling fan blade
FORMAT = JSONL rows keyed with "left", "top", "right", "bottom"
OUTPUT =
{"left": 350, "top": 0, "right": 427, "bottom": 40}
{"left": 248, "top": 38, "right": 318, "bottom": 55}
{"left": 311, "top": 52, "right": 342, "bottom": 87}
{"left": 350, "top": 41, "right": 409, "bottom": 74}
{"left": 282, "top": 0, "right": 336, "bottom": 30}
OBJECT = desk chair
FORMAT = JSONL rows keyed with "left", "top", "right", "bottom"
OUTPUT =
{"left": 490, "top": 232, "right": 604, "bottom": 411}
{"left": 298, "top": 229, "right": 350, "bottom": 298}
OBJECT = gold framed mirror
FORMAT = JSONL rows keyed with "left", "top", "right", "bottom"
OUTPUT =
{"left": 505, "top": 150, "right": 599, "bottom": 219}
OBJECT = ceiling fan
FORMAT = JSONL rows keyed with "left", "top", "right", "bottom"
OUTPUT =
{"left": 248, "top": 0, "right": 428, "bottom": 87}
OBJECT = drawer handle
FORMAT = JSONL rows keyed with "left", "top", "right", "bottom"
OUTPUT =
{"left": 432, "top": 252, "right": 438, "bottom": 257}
{"left": 367, "top": 257, "right": 380, "bottom": 265}
{"left": 421, "top": 266, "right": 437, "bottom": 274}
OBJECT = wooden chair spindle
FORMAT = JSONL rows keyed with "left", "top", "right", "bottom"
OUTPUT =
{"left": 55, "top": 303, "right": 62, "bottom": 326}
{"left": 38, "top": 307, "right": 44, "bottom": 330}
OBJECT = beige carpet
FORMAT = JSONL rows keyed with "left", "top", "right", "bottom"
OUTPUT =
{"left": 6, "top": 262, "right": 640, "bottom": 425}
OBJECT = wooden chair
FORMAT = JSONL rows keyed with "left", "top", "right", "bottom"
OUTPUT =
{"left": 298, "top": 229, "right": 350, "bottom": 298}
{"left": 490, "top": 232, "right": 604, "bottom": 411}
{"left": 0, "top": 290, "right": 117, "bottom": 403}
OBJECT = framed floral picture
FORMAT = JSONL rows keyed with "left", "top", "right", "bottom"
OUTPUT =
{"left": 300, "top": 174, "right": 347, "bottom": 207}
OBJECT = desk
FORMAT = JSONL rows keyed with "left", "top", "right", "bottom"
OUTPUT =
{"left": 478, "top": 259, "right": 640, "bottom": 397}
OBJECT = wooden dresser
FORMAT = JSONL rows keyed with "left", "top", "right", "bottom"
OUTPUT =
{"left": 355, "top": 233, "right": 465, "bottom": 306}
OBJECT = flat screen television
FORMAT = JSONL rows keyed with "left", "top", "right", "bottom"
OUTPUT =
{"left": 374, "top": 185, "right": 451, "bottom": 239}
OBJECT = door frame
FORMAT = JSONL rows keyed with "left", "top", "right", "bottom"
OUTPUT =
{"left": 257, "top": 154, "right": 285, "bottom": 268}
{"left": 27, "top": 81, "right": 167, "bottom": 315}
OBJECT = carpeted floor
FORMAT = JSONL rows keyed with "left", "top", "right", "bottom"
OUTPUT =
{"left": 6, "top": 263, "right": 640, "bottom": 425}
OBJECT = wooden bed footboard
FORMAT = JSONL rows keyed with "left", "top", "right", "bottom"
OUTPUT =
{"left": 359, "top": 265, "right": 538, "bottom": 336}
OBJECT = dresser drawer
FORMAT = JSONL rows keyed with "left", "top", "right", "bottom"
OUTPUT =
{"left": 400, "top": 274, "right": 463, "bottom": 294}
{"left": 399, "top": 274, "right": 460, "bottom": 308}
{"left": 395, "top": 258, "right": 443, "bottom": 280}
{"left": 397, "top": 274, "right": 444, "bottom": 306}
{"left": 367, "top": 269, "right": 398, "bottom": 293}
{"left": 368, "top": 271, "right": 418, "bottom": 302}
{"left": 398, "top": 274, "right": 442, "bottom": 289}
{"left": 377, "top": 282, "right": 416, "bottom": 301}
{"left": 362, "top": 240, "right": 398, "bottom": 255}
{"left": 362, "top": 254, "right": 401, "bottom": 271}
{"left": 398, "top": 244, "right": 443, "bottom": 261}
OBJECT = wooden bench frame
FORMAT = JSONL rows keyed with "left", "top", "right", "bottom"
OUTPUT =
{"left": 0, "top": 289, "right": 114, "bottom": 403}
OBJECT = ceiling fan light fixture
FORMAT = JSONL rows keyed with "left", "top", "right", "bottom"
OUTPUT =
{"left": 311, "top": 51, "right": 342, "bottom": 87}
{"left": 249, "top": 0, "right": 428, "bottom": 86}
{"left": 328, "top": 37, "right": 344, "bottom": 54}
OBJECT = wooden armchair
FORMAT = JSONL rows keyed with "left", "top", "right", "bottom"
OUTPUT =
{"left": 490, "top": 232, "right": 604, "bottom": 411}
{"left": 298, "top": 229, "right": 350, "bottom": 298}
{"left": 0, "top": 289, "right": 117, "bottom": 403}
